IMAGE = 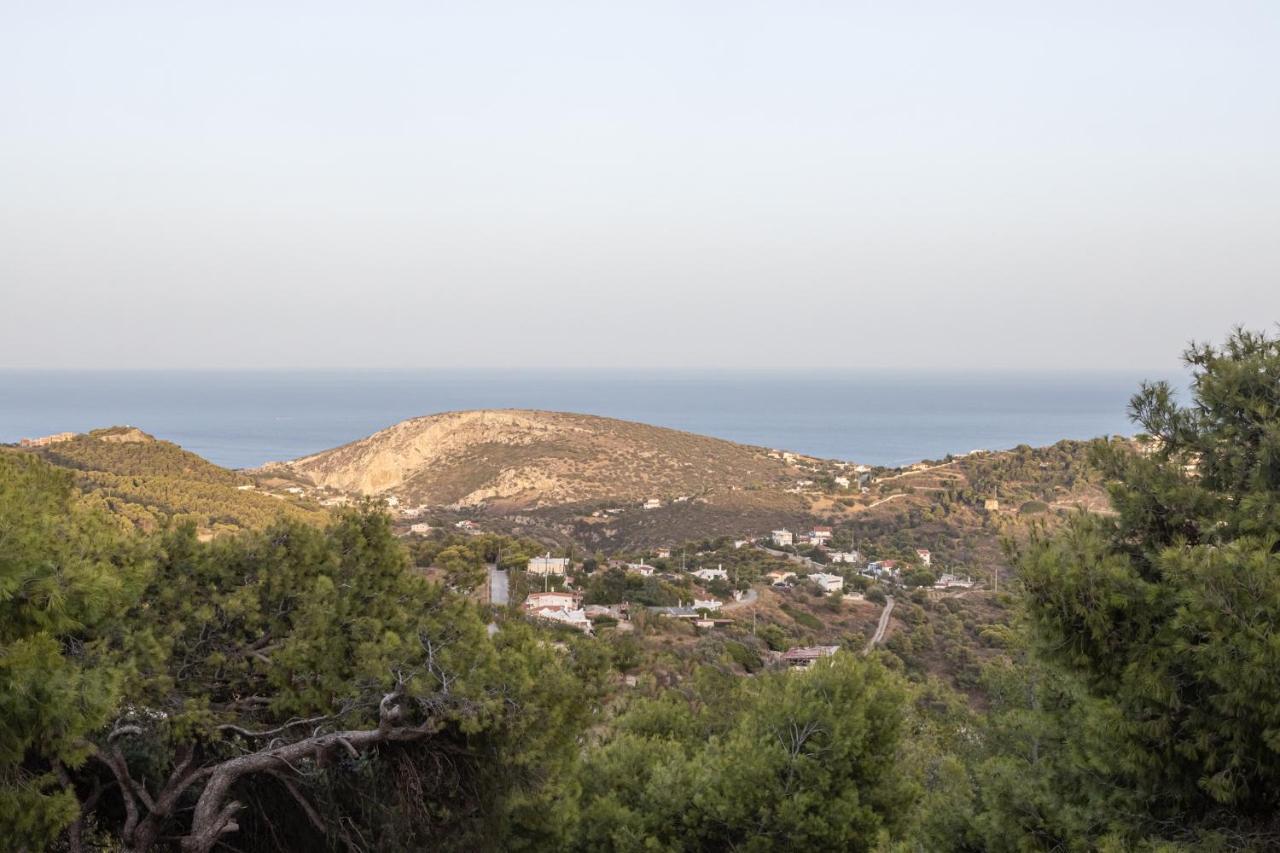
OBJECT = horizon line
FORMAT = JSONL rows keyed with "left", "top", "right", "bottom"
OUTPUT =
{"left": 0, "top": 365, "right": 1183, "bottom": 376}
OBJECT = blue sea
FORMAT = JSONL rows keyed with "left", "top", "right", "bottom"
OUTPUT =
{"left": 0, "top": 370, "right": 1178, "bottom": 470}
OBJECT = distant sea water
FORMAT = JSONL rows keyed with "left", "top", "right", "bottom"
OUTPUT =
{"left": 0, "top": 370, "right": 1179, "bottom": 470}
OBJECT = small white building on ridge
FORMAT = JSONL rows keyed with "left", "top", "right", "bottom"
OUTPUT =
{"left": 528, "top": 553, "right": 570, "bottom": 576}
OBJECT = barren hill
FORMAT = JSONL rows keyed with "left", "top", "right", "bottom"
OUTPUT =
{"left": 274, "top": 410, "right": 812, "bottom": 510}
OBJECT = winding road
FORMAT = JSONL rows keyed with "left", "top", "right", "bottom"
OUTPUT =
{"left": 863, "top": 595, "right": 895, "bottom": 654}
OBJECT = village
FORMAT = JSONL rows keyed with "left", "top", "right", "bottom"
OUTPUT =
{"left": 396, "top": 512, "right": 985, "bottom": 673}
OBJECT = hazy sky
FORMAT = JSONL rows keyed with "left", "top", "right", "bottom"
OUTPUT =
{"left": 2, "top": 2, "right": 1277, "bottom": 370}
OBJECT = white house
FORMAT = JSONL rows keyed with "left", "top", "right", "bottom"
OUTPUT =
{"left": 691, "top": 567, "right": 729, "bottom": 582}
{"left": 527, "top": 553, "right": 571, "bottom": 576}
{"left": 529, "top": 606, "right": 592, "bottom": 633}
{"left": 933, "top": 573, "right": 975, "bottom": 590}
{"left": 692, "top": 598, "right": 722, "bottom": 611}
{"left": 766, "top": 570, "right": 796, "bottom": 586}
{"left": 626, "top": 562, "right": 656, "bottom": 577}
{"left": 828, "top": 551, "right": 862, "bottom": 564}
{"left": 833, "top": 475, "right": 850, "bottom": 488}
{"left": 916, "top": 548, "right": 932, "bottom": 566}
{"left": 455, "top": 520, "right": 478, "bottom": 531}
{"left": 656, "top": 547, "right": 672, "bottom": 559}
{"left": 771, "top": 529, "right": 794, "bottom": 547}
{"left": 810, "top": 526, "right": 833, "bottom": 545}
{"left": 524, "top": 591, "right": 582, "bottom": 611}
{"left": 643, "top": 498, "right": 662, "bottom": 510}
{"left": 808, "top": 572, "right": 845, "bottom": 593}
{"left": 782, "top": 645, "right": 839, "bottom": 669}
{"left": 384, "top": 495, "right": 400, "bottom": 508}
{"left": 409, "top": 522, "right": 432, "bottom": 535}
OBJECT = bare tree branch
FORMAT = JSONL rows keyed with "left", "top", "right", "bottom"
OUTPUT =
{"left": 217, "top": 713, "right": 336, "bottom": 740}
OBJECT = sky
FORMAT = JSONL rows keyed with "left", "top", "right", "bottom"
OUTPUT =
{"left": 2, "top": 1, "right": 1277, "bottom": 371}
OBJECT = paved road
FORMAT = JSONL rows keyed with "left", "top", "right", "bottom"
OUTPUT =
{"left": 488, "top": 564, "right": 509, "bottom": 606}
{"left": 863, "top": 595, "right": 895, "bottom": 654}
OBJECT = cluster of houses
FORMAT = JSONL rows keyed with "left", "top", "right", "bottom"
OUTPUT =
{"left": 767, "top": 530, "right": 980, "bottom": 593}
{"left": 513, "top": 523, "right": 976, "bottom": 636}
{"left": 518, "top": 551, "right": 741, "bottom": 631}
{"left": 18, "top": 431, "right": 78, "bottom": 447}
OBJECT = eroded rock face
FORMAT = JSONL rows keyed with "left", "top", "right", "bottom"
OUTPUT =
{"left": 275, "top": 409, "right": 802, "bottom": 509}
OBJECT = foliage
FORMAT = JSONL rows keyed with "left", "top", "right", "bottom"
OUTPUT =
{"left": 0, "top": 453, "right": 606, "bottom": 852}
{"left": 779, "top": 603, "right": 824, "bottom": 631}
{"left": 1016, "top": 329, "right": 1280, "bottom": 845}
{"left": 18, "top": 430, "right": 327, "bottom": 534}
{"left": 0, "top": 453, "right": 150, "bottom": 849}
{"left": 571, "top": 654, "right": 915, "bottom": 851}
{"left": 582, "top": 568, "right": 685, "bottom": 607}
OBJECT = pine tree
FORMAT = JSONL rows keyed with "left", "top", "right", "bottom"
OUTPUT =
{"left": 0, "top": 452, "right": 147, "bottom": 849}
{"left": 1017, "top": 328, "right": 1280, "bottom": 844}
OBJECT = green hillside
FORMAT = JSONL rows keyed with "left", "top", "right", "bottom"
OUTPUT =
{"left": 9, "top": 427, "right": 329, "bottom": 535}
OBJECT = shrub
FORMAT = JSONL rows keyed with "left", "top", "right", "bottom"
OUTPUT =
{"left": 723, "top": 640, "right": 763, "bottom": 673}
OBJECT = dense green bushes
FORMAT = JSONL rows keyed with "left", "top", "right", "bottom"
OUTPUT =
{"left": 0, "top": 459, "right": 605, "bottom": 851}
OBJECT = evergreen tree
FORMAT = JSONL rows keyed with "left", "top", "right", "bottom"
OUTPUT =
{"left": 573, "top": 653, "right": 914, "bottom": 851}
{"left": 0, "top": 452, "right": 148, "bottom": 849}
{"left": 1017, "top": 329, "right": 1280, "bottom": 845}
